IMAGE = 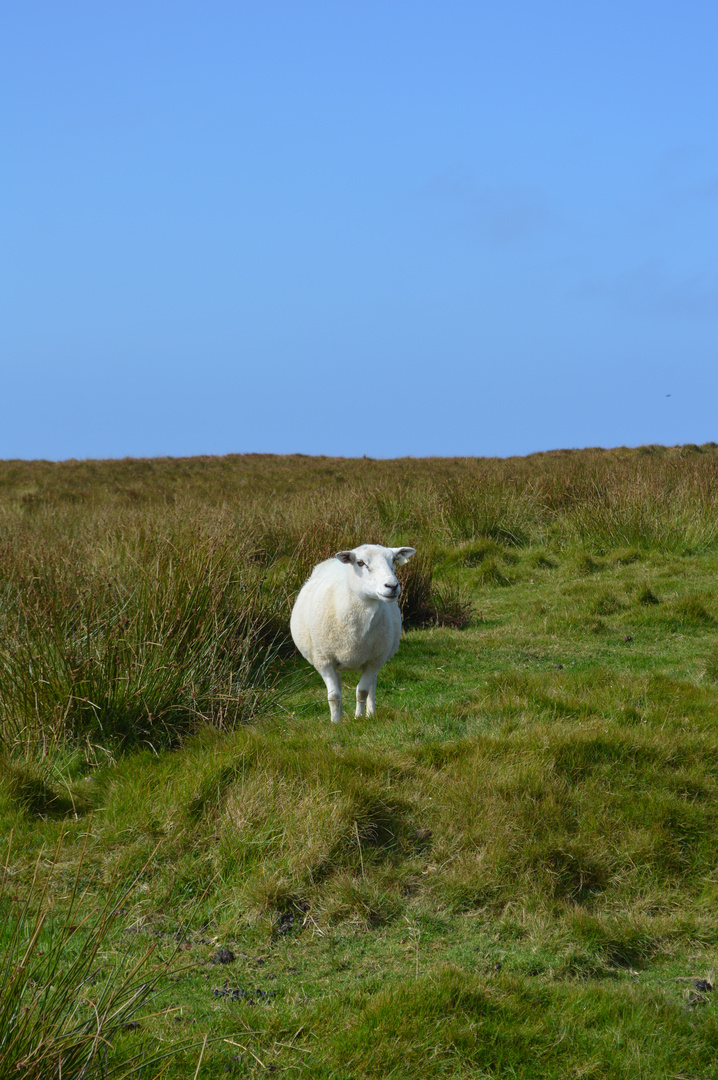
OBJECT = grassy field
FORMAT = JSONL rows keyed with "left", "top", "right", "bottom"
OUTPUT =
{"left": 2, "top": 446, "right": 718, "bottom": 1078}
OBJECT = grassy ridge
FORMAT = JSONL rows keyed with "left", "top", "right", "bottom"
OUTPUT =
{"left": 2, "top": 447, "right": 718, "bottom": 1077}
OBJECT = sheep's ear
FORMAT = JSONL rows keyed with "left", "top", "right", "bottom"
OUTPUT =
{"left": 335, "top": 550, "right": 356, "bottom": 564}
{"left": 392, "top": 547, "right": 416, "bottom": 565}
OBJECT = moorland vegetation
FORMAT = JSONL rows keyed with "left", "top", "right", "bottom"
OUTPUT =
{"left": 2, "top": 445, "right": 718, "bottom": 1077}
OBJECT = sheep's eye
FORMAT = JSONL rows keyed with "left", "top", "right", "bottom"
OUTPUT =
{"left": 357, "top": 560, "right": 365, "bottom": 567}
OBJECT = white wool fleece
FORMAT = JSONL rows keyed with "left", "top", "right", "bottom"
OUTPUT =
{"left": 290, "top": 544, "right": 416, "bottom": 723}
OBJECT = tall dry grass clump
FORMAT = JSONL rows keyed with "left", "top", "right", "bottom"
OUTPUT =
{"left": 430, "top": 446, "right": 718, "bottom": 551}
{"left": 0, "top": 508, "right": 288, "bottom": 754}
{"left": 528, "top": 446, "right": 718, "bottom": 550}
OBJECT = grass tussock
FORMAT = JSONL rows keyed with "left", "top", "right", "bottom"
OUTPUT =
{"left": 0, "top": 524, "right": 292, "bottom": 752}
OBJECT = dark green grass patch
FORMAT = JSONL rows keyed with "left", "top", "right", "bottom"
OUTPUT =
{"left": 666, "top": 593, "right": 716, "bottom": 628}
{"left": 2, "top": 757, "right": 89, "bottom": 819}
{"left": 636, "top": 584, "right": 661, "bottom": 605}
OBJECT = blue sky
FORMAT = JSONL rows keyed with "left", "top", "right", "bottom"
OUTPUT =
{"left": 2, "top": 1, "right": 717, "bottom": 460}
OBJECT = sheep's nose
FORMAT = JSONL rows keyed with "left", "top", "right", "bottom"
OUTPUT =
{"left": 385, "top": 582, "right": 399, "bottom": 592}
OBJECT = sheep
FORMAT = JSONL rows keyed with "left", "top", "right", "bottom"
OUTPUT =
{"left": 290, "top": 544, "right": 417, "bottom": 723}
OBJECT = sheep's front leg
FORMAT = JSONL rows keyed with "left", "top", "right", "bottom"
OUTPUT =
{"left": 318, "top": 664, "right": 342, "bottom": 723}
{"left": 356, "top": 667, "right": 380, "bottom": 719}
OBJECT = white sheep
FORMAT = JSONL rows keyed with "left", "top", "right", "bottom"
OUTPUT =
{"left": 290, "top": 544, "right": 417, "bottom": 723}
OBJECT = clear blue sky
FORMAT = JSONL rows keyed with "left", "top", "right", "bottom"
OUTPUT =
{"left": 2, "top": 1, "right": 717, "bottom": 460}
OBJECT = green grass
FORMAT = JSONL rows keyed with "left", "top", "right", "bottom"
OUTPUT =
{"left": 0, "top": 835, "right": 204, "bottom": 1079}
{"left": 3, "top": 447, "right": 718, "bottom": 1076}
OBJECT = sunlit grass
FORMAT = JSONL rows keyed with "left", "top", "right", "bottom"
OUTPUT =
{"left": 3, "top": 446, "right": 718, "bottom": 1076}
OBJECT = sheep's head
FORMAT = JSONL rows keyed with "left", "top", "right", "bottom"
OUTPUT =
{"left": 335, "top": 544, "right": 416, "bottom": 603}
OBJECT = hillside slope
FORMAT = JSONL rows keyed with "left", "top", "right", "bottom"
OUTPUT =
{"left": 2, "top": 446, "right": 718, "bottom": 1078}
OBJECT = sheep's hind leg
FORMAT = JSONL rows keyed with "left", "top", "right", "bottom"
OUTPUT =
{"left": 367, "top": 671, "right": 379, "bottom": 717}
{"left": 356, "top": 667, "right": 380, "bottom": 719}
{"left": 318, "top": 664, "right": 342, "bottom": 724}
